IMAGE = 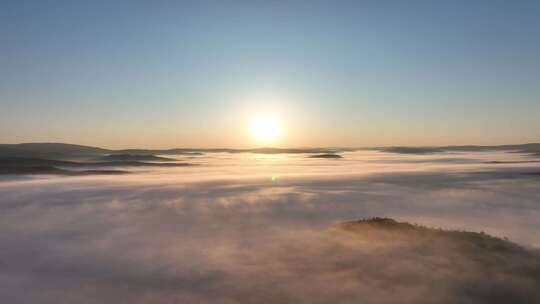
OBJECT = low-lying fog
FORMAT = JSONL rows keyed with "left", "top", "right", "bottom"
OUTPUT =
{"left": 1, "top": 150, "right": 540, "bottom": 303}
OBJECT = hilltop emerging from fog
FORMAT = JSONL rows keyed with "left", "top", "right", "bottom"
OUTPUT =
{"left": 1, "top": 142, "right": 539, "bottom": 176}
{"left": 1, "top": 142, "right": 540, "bottom": 158}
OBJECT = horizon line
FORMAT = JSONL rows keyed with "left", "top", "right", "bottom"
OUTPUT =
{"left": 1, "top": 141, "right": 539, "bottom": 151}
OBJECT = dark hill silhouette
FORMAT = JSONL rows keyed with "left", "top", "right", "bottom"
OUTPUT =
{"left": 332, "top": 218, "right": 540, "bottom": 303}
{"left": 378, "top": 146, "right": 446, "bottom": 154}
{"left": 0, "top": 157, "right": 193, "bottom": 175}
{"left": 95, "top": 154, "right": 177, "bottom": 162}
{"left": 309, "top": 153, "right": 343, "bottom": 158}
{"left": 1, "top": 142, "right": 539, "bottom": 159}
{"left": 0, "top": 143, "right": 110, "bottom": 159}
{"left": 376, "top": 143, "right": 540, "bottom": 155}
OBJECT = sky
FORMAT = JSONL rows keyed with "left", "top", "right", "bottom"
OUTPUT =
{"left": 1, "top": 0, "right": 539, "bottom": 149}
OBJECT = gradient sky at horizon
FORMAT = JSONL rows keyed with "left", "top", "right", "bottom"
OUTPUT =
{"left": 1, "top": 0, "right": 539, "bottom": 149}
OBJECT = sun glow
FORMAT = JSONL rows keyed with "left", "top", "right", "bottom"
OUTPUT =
{"left": 250, "top": 115, "right": 282, "bottom": 143}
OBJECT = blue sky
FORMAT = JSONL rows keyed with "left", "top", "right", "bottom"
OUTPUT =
{"left": 1, "top": 0, "right": 539, "bottom": 148}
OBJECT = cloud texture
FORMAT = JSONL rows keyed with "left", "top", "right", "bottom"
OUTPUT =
{"left": 1, "top": 150, "right": 539, "bottom": 303}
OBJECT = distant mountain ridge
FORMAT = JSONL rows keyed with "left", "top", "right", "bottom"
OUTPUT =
{"left": 0, "top": 143, "right": 337, "bottom": 158}
{"left": 0, "top": 142, "right": 539, "bottom": 159}
{"left": 0, "top": 142, "right": 539, "bottom": 176}
{"left": 375, "top": 143, "right": 540, "bottom": 155}
{"left": 0, "top": 143, "right": 110, "bottom": 159}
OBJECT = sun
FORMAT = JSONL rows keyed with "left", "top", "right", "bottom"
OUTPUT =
{"left": 249, "top": 115, "right": 282, "bottom": 143}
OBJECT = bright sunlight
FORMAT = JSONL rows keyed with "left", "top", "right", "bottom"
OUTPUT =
{"left": 249, "top": 115, "right": 282, "bottom": 143}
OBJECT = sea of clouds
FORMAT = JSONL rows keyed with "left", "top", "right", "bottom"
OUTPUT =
{"left": 1, "top": 150, "right": 539, "bottom": 303}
